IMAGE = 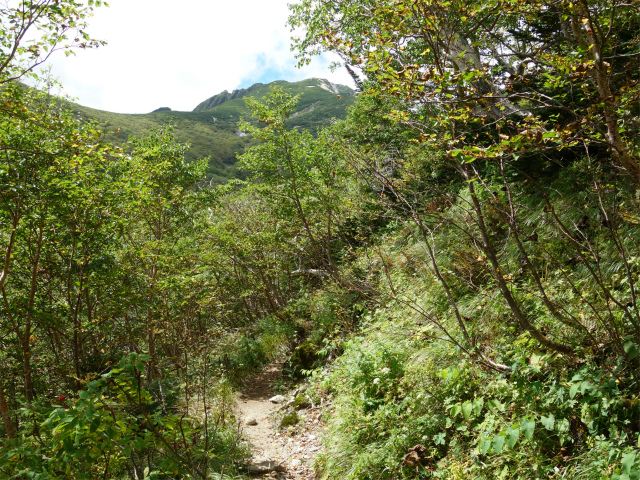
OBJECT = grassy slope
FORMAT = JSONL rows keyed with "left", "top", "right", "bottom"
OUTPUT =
{"left": 68, "top": 79, "right": 355, "bottom": 182}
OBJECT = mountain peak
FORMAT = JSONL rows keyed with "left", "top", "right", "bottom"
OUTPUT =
{"left": 192, "top": 83, "right": 263, "bottom": 112}
{"left": 192, "top": 78, "right": 354, "bottom": 113}
{"left": 307, "top": 78, "right": 353, "bottom": 95}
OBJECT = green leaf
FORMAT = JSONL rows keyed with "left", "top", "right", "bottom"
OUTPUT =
{"left": 473, "top": 398, "right": 484, "bottom": 416}
{"left": 433, "top": 432, "right": 446, "bottom": 445}
{"left": 557, "top": 418, "right": 570, "bottom": 433}
{"left": 625, "top": 342, "right": 640, "bottom": 361}
{"left": 580, "top": 381, "right": 592, "bottom": 394}
{"left": 506, "top": 428, "right": 519, "bottom": 449}
{"left": 462, "top": 401, "right": 473, "bottom": 420}
{"left": 491, "top": 399, "right": 506, "bottom": 412}
{"left": 623, "top": 452, "right": 637, "bottom": 474}
{"left": 133, "top": 437, "right": 146, "bottom": 451}
{"left": 89, "top": 418, "right": 101, "bottom": 433}
{"left": 480, "top": 439, "right": 491, "bottom": 455}
{"left": 569, "top": 383, "right": 579, "bottom": 399}
{"left": 492, "top": 435, "right": 505, "bottom": 454}
{"left": 522, "top": 419, "right": 535, "bottom": 440}
{"left": 540, "top": 414, "right": 555, "bottom": 430}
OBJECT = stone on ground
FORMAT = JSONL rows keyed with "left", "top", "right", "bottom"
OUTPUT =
{"left": 279, "top": 411, "right": 299, "bottom": 429}
{"left": 292, "top": 393, "right": 311, "bottom": 410}
{"left": 246, "top": 456, "right": 286, "bottom": 474}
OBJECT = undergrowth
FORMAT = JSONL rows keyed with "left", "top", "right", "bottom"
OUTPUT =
{"left": 307, "top": 220, "right": 640, "bottom": 480}
{"left": 211, "top": 312, "right": 304, "bottom": 386}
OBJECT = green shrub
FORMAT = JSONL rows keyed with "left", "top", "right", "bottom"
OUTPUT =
{"left": 313, "top": 281, "right": 640, "bottom": 479}
{"left": 0, "top": 353, "right": 247, "bottom": 479}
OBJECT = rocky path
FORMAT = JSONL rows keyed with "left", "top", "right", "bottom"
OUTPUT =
{"left": 236, "top": 363, "right": 325, "bottom": 479}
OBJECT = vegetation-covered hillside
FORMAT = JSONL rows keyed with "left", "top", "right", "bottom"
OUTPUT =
{"left": 68, "top": 78, "right": 355, "bottom": 182}
{"left": 0, "top": 0, "right": 639, "bottom": 479}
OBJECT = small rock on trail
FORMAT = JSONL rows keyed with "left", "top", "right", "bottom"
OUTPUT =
{"left": 246, "top": 456, "right": 287, "bottom": 475}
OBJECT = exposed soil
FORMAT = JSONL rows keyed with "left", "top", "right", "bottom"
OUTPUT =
{"left": 236, "top": 362, "right": 325, "bottom": 479}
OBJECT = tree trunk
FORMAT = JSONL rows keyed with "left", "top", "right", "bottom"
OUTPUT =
{"left": 465, "top": 169, "right": 574, "bottom": 354}
{"left": 0, "top": 380, "right": 16, "bottom": 438}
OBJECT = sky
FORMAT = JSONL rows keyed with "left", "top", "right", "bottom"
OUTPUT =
{"left": 41, "top": 0, "right": 354, "bottom": 114}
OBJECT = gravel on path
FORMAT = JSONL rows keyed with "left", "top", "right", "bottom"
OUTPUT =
{"left": 236, "top": 363, "right": 326, "bottom": 480}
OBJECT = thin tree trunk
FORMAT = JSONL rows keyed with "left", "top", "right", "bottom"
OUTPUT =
{"left": 576, "top": 2, "right": 640, "bottom": 185}
{"left": 465, "top": 169, "right": 574, "bottom": 354}
{"left": 0, "top": 212, "right": 18, "bottom": 292}
{"left": 22, "top": 222, "right": 44, "bottom": 402}
{"left": 0, "top": 380, "right": 16, "bottom": 438}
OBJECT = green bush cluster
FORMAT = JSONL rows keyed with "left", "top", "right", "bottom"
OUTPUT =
{"left": 313, "top": 274, "right": 640, "bottom": 479}
{"left": 0, "top": 354, "right": 248, "bottom": 479}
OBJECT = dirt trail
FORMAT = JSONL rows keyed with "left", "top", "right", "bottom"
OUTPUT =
{"left": 236, "top": 363, "right": 325, "bottom": 479}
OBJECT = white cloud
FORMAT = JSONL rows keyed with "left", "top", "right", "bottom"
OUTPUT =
{"left": 41, "top": 0, "right": 353, "bottom": 113}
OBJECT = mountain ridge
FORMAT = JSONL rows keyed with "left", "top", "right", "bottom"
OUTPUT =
{"left": 192, "top": 78, "right": 354, "bottom": 112}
